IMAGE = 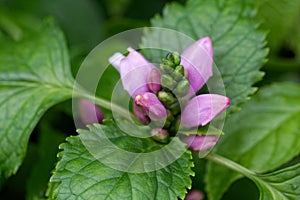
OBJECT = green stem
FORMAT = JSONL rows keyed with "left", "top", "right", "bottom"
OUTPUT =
{"left": 206, "top": 153, "right": 256, "bottom": 178}
{"left": 206, "top": 153, "right": 286, "bottom": 198}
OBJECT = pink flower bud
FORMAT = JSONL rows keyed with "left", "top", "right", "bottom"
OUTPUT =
{"left": 78, "top": 99, "right": 104, "bottom": 124}
{"left": 181, "top": 37, "right": 213, "bottom": 97}
{"left": 134, "top": 92, "right": 168, "bottom": 121}
{"left": 182, "top": 135, "right": 218, "bottom": 151}
{"left": 185, "top": 189, "right": 204, "bottom": 200}
{"left": 133, "top": 101, "right": 150, "bottom": 124}
{"left": 147, "top": 68, "right": 162, "bottom": 92}
{"left": 151, "top": 128, "right": 169, "bottom": 143}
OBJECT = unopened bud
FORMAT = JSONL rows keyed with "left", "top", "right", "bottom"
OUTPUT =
{"left": 172, "top": 65, "right": 185, "bottom": 81}
{"left": 182, "top": 135, "right": 218, "bottom": 151}
{"left": 168, "top": 102, "right": 181, "bottom": 115}
{"left": 174, "top": 78, "right": 190, "bottom": 97}
{"left": 158, "top": 91, "right": 176, "bottom": 105}
{"left": 160, "top": 63, "right": 173, "bottom": 74}
{"left": 147, "top": 68, "right": 162, "bottom": 92}
{"left": 133, "top": 101, "right": 150, "bottom": 124}
{"left": 185, "top": 190, "right": 204, "bottom": 200}
{"left": 166, "top": 52, "right": 181, "bottom": 66}
{"left": 134, "top": 92, "right": 168, "bottom": 121}
{"left": 161, "top": 74, "right": 177, "bottom": 89}
{"left": 162, "top": 58, "right": 175, "bottom": 68}
{"left": 151, "top": 128, "right": 169, "bottom": 143}
{"left": 78, "top": 99, "right": 104, "bottom": 125}
{"left": 163, "top": 112, "right": 175, "bottom": 128}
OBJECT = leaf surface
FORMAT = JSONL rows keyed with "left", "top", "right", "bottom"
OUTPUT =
{"left": 206, "top": 83, "right": 300, "bottom": 200}
{"left": 48, "top": 122, "right": 194, "bottom": 199}
{"left": 0, "top": 19, "right": 74, "bottom": 180}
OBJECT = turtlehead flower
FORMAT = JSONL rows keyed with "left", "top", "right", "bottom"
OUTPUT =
{"left": 78, "top": 99, "right": 104, "bottom": 124}
{"left": 109, "top": 37, "right": 230, "bottom": 151}
{"left": 109, "top": 47, "right": 158, "bottom": 98}
{"left": 134, "top": 92, "right": 168, "bottom": 121}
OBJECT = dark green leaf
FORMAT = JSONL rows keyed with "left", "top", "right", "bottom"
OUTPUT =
{"left": 142, "top": 0, "right": 268, "bottom": 112}
{"left": 206, "top": 83, "right": 300, "bottom": 200}
{"left": 48, "top": 122, "right": 194, "bottom": 199}
{"left": 26, "top": 125, "right": 66, "bottom": 200}
{"left": 253, "top": 0, "right": 300, "bottom": 54}
{"left": 0, "top": 19, "right": 74, "bottom": 180}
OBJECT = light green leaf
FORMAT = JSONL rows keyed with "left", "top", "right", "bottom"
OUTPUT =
{"left": 207, "top": 153, "right": 300, "bottom": 200}
{"left": 48, "top": 122, "right": 194, "bottom": 199}
{"left": 0, "top": 19, "right": 74, "bottom": 181}
{"left": 255, "top": 163, "right": 300, "bottom": 200}
{"left": 206, "top": 83, "right": 300, "bottom": 200}
{"left": 142, "top": 0, "right": 268, "bottom": 112}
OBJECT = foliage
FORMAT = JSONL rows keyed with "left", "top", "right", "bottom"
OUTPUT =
{"left": 0, "top": 0, "right": 299, "bottom": 199}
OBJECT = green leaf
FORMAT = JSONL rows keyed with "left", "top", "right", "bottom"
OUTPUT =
{"left": 142, "top": 0, "right": 268, "bottom": 112}
{"left": 207, "top": 153, "right": 300, "bottom": 200}
{"left": 255, "top": 163, "right": 300, "bottom": 200}
{"left": 206, "top": 83, "right": 300, "bottom": 200}
{"left": 0, "top": 19, "right": 74, "bottom": 181}
{"left": 48, "top": 122, "right": 194, "bottom": 199}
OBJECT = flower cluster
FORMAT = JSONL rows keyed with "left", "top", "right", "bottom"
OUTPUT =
{"left": 109, "top": 37, "right": 230, "bottom": 151}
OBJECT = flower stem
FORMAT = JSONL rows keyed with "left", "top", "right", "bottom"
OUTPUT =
{"left": 205, "top": 153, "right": 256, "bottom": 178}
{"left": 206, "top": 153, "right": 286, "bottom": 198}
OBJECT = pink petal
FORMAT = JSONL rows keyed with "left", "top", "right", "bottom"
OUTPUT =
{"left": 182, "top": 135, "right": 218, "bottom": 151}
{"left": 134, "top": 92, "right": 168, "bottom": 121}
{"left": 147, "top": 68, "right": 162, "bottom": 92}
{"left": 133, "top": 101, "right": 150, "bottom": 124}
{"left": 109, "top": 47, "right": 156, "bottom": 98}
{"left": 108, "top": 52, "right": 124, "bottom": 72}
{"left": 180, "top": 37, "right": 213, "bottom": 96}
{"left": 78, "top": 99, "right": 104, "bottom": 124}
{"left": 181, "top": 94, "right": 230, "bottom": 128}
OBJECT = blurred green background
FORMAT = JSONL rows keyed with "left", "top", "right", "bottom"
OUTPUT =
{"left": 0, "top": 0, "right": 299, "bottom": 199}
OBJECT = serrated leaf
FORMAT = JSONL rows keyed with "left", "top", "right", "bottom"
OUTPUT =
{"left": 255, "top": 163, "right": 300, "bottom": 200}
{"left": 0, "top": 19, "right": 74, "bottom": 181}
{"left": 206, "top": 83, "right": 300, "bottom": 200}
{"left": 48, "top": 123, "right": 194, "bottom": 199}
{"left": 142, "top": 0, "right": 268, "bottom": 112}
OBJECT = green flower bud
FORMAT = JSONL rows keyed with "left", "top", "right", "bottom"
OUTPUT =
{"left": 163, "top": 112, "right": 175, "bottom": 128}
{"left": 160, "top": 63, "right": 173, "bottom": 74}
{"left": 158, "top": 91, "right": 176, "bottom": 105}
{"left": 174, "top": 78, "right": 190, "bottom": 97}
{"left": 168, "top": 102, "right": 181, "bottom": 115}
{"left": 172, "top": 65, "right": 185, "bottom": 81}
{"left": 161, "top": 74, "right": 177, "bottom": 89}
{"left": 166, "top": 52, "right": 181, "bottom": 66}
{"left": 162, "top": 58, "right": 175, "bottom": 68}
{"left": 151, "top": 128, "right": 169, "bottom": 143}
{"left": 169, "top": 118, "right": 180, "bottom": 134}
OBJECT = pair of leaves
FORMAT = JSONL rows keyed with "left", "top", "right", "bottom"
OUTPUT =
{"left": 206, "top": 83, "right": 300, "bottom": 200}
{"left": 0, "top": 20, "right": 74, "bottom": 181}
{"left": 47, "top": 122, "right": 194, "bottom": 199}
